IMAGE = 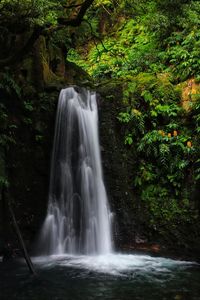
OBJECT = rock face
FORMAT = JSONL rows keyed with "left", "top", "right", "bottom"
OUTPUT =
{"left": 0, "top": 36, "right": 93, "bottom": 250}
{"left": 97, "top": 83, "right": 137, "bottom": 248}
{"left": 0, "top": 40, "right": 199, "bottom": 258}
{"left": 97, "top": 81, "right": 200, "bottom": 258}
{"left": 0, "top": 90, "right": 57, "bottom": 249}
{"left": 0, "top": 76, "right": 137, "bottom": 251}
{"left": 0, "top": 32, "right": 140, "bottom": 251}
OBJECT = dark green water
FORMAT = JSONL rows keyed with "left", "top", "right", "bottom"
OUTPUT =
{"left": 0, "top": 254, "right": 200, "bottom": 300}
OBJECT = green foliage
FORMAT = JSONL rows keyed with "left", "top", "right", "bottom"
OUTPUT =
{"left": 68, "top": 18, "right": 164, "bottom": 78}
{"left": 141, "top": 185, "right": 192, "bottom": 227}
{"left": 24, "top": 100, "right": 34, "bottom": 112}
{"left": 1, "top": 0, "right": 199, "bottom": 243}
{"left": 125, "top": 133, "right": 133, "bottom": 145}
{"left": 0, "top": 0, "right": 60, "bottom": 27}
{"left": 94, "top": 0, "right": 113, "bottom": 7}
{"left": 116, "top": 73, "right": 199, "bottom": 233}
{"left": 0, "top": 72, "right": 21, "bottom": 150}
{"left": 164, "top": 30, "right": 200, "bottom": 81}
{"left": 0, "top": 176, "right": 9, "bottom": 188}
{"left": 69, "top": 0, "right": 199, "bottom": 85}
{"left": 0, "top": 72, "right": 21, "bottom": 97}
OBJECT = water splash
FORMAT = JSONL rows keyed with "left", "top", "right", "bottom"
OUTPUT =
{"left": 39, "top": 87, "right": 112, "bottom": 255}
{"left": 32, "top": 254, "right": 197, "bottom": 278}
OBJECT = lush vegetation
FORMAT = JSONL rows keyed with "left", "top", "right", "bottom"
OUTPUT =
{"left": 68, "top": 0, "right": 200, "bottom": 81}
{"left": 67, "top": 0, "right": 200, "bottom": 242}
{"left": 0, "top": 0, "right": 95, "bottom": 68}
{"left": 117, "top": 74, "right": 199, "bottom": 239}
{"left": 0, "top": 0, "right": 200, "bottom": 249}
{"left": 0, "top": 0, "right": 95, "bottom": 185}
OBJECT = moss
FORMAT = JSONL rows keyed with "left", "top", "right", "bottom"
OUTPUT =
{"left": 135, "top": 73, "right": 157, "bottom": 88}
{"left": 42, "top": 59, "right": 62, "bottom": 85}
{"left": 96, "top": 79, "right": 123, "bottom": 97}
{"left": 117, "top": 72, "right": 179, "bottom": 107}
{"left": 65, "top": 61, "right": 94, "bottom": 88}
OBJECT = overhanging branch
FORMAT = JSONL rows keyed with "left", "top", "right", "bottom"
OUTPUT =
{"left": 57, "top": 0, "right": 95, "bottom": 26}
{"left": 63, "top": 2, "right": 84, "bottom": 9}
{"left": 0, "top": 0, "right": 95, "bottom": 68}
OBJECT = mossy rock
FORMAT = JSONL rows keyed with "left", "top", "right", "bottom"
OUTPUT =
{"left": 65, "top": 61, "right": 94, "bottom": 88}
{"left": 96, "top": 79, "right": 123, "bottom": 97}
{"left": 118, "top": 72, "right": 179, "bottom": 106}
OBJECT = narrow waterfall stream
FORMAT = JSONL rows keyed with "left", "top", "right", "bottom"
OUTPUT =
{"left": 39, "top": 87, "right": 112, "bottom": 255}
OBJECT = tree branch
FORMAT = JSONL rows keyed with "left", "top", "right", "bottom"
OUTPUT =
{"left": 57, "top": 0, "right": 95, "bottom": 27}
{"left": 63, "top": 2, "right": 84, "bottom": 9}
{"left": 8, "top": 197, "right": 36, "bottom": 275}
{"left": 0, "top": 0, "right": 95, "bottom": 68}
{"left": 83, "top": 19, "right": 108, "bottom": 56}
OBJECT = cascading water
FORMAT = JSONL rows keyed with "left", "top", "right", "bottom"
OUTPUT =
{"left": 39, "top": 87, "right": 112, "bottom": 255}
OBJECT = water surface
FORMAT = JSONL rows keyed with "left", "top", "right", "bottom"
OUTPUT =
{"left": 1, "top": 253, "right": 199, "bottom": 300}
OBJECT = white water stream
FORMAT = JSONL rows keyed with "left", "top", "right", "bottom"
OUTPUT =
{"left": 39, "top": 87, "right": 112, "bottom": 255}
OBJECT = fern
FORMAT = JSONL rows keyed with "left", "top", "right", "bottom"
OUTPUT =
{"left": 159, "top": 144, "right": 170, "bottom": 166}
{"left": 0, "top": 72, "right": 21, "bottom": 97}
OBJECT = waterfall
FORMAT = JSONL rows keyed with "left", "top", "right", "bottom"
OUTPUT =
{"left": 39, "top": 87, "right": 112, "bottom": 255}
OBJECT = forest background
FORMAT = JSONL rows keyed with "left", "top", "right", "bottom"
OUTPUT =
{"left": 0, "top": 0, "right": 199, "bottom": 257}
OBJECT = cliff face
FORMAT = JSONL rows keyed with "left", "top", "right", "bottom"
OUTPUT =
{"left": 98, "top": 84, "right": 137, "bottom": 248}
{"left": 0, "top": 41, "right": 200, "bottom": 257}
{"left": 98, "top": 81, "right": 200, "bottom": 257}
{"left": 0, "top": 37, "right": 92, "bottom": 248}
{"left": 0, "top": 86, "right": 58, "bottom": 247}
{"left": 0, "top": 64, "right": 137, "bottom": 251}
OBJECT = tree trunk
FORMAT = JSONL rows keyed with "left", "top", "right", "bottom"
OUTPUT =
{"left": 7, "top": 196, "right": 36, "bottom": 275}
